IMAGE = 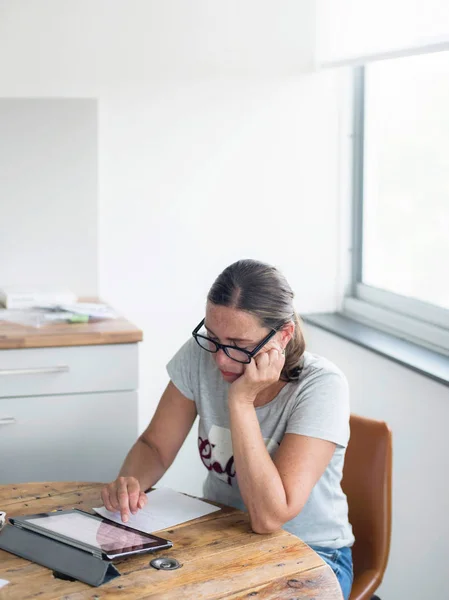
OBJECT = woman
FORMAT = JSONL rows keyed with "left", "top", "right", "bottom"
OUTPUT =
{"left": 102, "top": 259, "right": 354, "bottom": 599}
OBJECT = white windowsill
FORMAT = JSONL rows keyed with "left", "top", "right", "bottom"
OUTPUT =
{"left": 302, "top": 312, "right": 449, "bottom": 388}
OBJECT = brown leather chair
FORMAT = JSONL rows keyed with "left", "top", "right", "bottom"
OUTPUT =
{"left": 342, "top": 414, "right": 392, "bottom": 600}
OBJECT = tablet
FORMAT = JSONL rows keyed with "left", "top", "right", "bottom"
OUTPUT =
{"left": 10, "top": 509, "right": 172, "bottom": 560}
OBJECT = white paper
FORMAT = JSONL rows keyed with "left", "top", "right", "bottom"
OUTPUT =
{"left": 0, "top": 579, "right": 9, "bottom": 589}
{"left": 94, "top": 487, "right": 220, "bottom": 533}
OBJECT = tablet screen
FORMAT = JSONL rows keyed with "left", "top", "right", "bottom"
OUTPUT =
{"left": 26, "top": 512, "right": 163, "bottom": 553}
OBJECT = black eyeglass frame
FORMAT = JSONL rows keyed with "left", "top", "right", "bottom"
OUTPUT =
{"left": 192, "top": 318, "right": 277, "bottom": 364}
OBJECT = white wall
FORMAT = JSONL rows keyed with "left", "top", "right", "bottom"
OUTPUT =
{"left": 0, "top": 0, "right": 324, "bottom": 392}
{"left": 0, "top": 0, "right": 315, "bottom": 94}
{"left": 305, "top": 324, "right": 449, "bottom": 600}
{"left": 98, "top": 74, "right": 340, "bottom": 412}
{"left": 98, "top": 70, "right": 340, "bottom": 495}
{"left": 0, "top": 0, "right": 335, "bottom": 491}
{"left": 0, "top": 98, "right": 98, "bottom": 295}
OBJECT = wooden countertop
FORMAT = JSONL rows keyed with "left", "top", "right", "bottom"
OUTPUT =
{"left": 0, "top": 314, "right": 143, "bottom": 350}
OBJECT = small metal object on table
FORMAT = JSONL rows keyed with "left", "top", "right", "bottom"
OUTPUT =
{"left": 150, "top": 556, "right": 181, "bottom": 570}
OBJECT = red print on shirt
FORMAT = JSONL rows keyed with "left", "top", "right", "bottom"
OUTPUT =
{"left": 197, "top": 424, "right": 279, "bottom": 487}
{"left": 198, "top": 436, "right": 236, "bottom": 486}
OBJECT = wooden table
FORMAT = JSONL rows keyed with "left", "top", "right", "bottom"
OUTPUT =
{"left": 0, "top": 482, "right": 343, "bottom": 599}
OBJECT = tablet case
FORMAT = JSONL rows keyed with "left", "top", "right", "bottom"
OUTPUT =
{"left": 0, "top": 524, "right": 120, "bottom": 587}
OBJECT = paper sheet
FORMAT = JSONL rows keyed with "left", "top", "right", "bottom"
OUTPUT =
{"left": 94, "top": 487, "right": 220, "bottom": 533}
{"left": 0, "top": 579, "right": 9, "bottom": 589}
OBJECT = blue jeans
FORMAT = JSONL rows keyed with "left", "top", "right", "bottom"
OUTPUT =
{"left": 310, "top": 545, "right": 353, "bottom": 600}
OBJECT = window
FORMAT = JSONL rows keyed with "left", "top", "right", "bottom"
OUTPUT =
{"left": 344, "top": 51, "right": 449, "bottom": 355}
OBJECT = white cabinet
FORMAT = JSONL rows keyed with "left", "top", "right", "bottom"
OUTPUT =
{"left": 0, "top": 344, "right": 138, "bottom": 398}
{"left": 0, "top": 344, "right": 139, "bottom": 484}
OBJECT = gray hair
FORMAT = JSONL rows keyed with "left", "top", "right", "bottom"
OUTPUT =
{"left": 207, "top": 259, "right": 305, "bottom": 381}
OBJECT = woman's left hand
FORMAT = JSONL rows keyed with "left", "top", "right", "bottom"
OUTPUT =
{"left": 228, "top": 347, "right": 285, "bottom": 405}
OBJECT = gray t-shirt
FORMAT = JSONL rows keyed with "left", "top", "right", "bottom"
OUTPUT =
{"left": 167, "top": 338, "right": 354, "bottom": 549}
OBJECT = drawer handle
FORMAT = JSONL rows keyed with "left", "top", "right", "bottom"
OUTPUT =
{"left": 0, "top": 365, "right": 70, "bottom": 376}
{"left": 0, "top": 417, "right": 16, "bottom": 426}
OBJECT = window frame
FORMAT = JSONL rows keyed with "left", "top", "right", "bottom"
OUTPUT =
{"left": 342, "top": 61, "right": 449, "bottom": 357}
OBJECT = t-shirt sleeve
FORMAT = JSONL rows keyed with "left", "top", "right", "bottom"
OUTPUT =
{"left": 166, "top": 338, "right": 198, "bottom": 401}
{"left": 285, "top": 370, "right": 350, "bottom": 448}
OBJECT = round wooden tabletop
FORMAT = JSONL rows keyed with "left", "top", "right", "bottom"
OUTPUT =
{"left": 0, "top": 482, "right": 342, "bottom": 599}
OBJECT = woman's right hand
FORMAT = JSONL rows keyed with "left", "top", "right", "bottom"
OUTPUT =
{"left": 101, "top": 476, "right": 148, "bottom": 523}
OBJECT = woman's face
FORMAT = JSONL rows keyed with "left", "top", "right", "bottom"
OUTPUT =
{"left": 204, "top": 302, "right": 290, "bottom": 384}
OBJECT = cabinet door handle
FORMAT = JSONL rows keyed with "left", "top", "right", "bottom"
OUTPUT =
{"left": 0, "top": 417, "right": 16, "bottom": 426}
{"left": 0, "top": 365, "right": 70, "bottom": 376}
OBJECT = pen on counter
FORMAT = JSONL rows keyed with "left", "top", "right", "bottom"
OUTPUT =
{"left": 65, "top": 314, "right": 105, "bottom": 324}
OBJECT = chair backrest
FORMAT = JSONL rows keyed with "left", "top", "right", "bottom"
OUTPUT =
{"left": 341, "top": 414, "right": 392, "bottom": 580}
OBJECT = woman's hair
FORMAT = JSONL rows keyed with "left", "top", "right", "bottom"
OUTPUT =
{"left": 207, "top": 259, "right": 305, "bottom": 381}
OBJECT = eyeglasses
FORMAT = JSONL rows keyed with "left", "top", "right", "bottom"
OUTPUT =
{"left": 192, "top": 318, "right": 277, "bottom": 364}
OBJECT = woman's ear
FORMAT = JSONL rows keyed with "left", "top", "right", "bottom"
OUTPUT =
{"left": 280, "top": 321, "right": 295, "bottom": 349}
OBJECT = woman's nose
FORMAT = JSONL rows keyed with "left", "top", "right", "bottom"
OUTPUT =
{"left": 215, "top": 348, "right": 233, "bottom": 368}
